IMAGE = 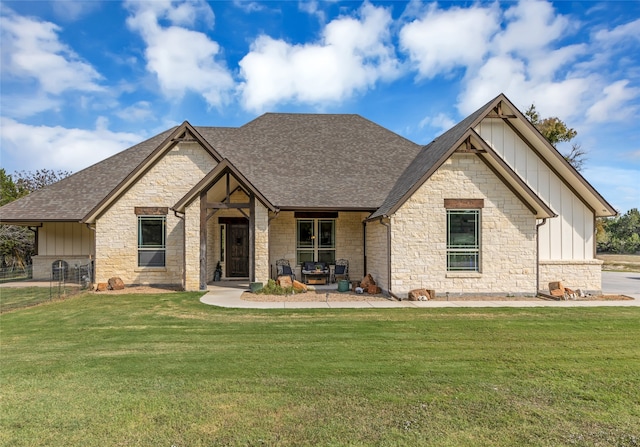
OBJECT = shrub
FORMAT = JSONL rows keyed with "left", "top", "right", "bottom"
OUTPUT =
{"left": 255, "top": 279, "right": 298, "bottom": 295}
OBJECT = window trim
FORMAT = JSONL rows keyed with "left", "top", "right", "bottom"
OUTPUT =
{"left": 137, "top": 215, "right": 167, "bottom": 268}
{"left": 446, "top": 209, "right": 480, "bottom": 272}
{"left": 296, "top": 218, "right": 336, "bottom": 265}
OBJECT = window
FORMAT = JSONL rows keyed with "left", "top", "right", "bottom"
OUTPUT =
{"left": 296, "top": 219, "right": 335, "bottom": 265}
{"left": 138, "top": 216, "right": 166, "bottom": 267}
{"left": 220, "top": 224, "right": 226, "bottom": 262}
{"left": 447, "top": 210, "right": 480, "bottom": 272}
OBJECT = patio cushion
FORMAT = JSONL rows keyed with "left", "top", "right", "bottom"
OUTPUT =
{"left": 335, "top": 265, "right": 346, "bottom": 275}
{"left": 303, "top": 262, "right": 316, "bottom": 271}
{"left": 282, "top": 265, "right": 293, "bottom": 275}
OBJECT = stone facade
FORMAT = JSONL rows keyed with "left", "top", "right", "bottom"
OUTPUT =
{"left": 539, "top": 260, "right": 602, "bottom": 294}
{"left": 268, "top": 211, "right": 368, "bottom": 281}
{"left": 364, "top": 218, "right": 389, "bottom": 293}
{"left": 254, "top": 200, "right": 270, "bottom": 284}
{"left": 94, "top": 142, "right": 215, "bottom": 286}
{"left": 390, "top": 154, "right": 537, "bottom": 297}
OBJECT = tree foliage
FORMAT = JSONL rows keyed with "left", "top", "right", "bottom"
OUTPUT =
{"left": 597, "top": 208, "right": 640, "bottom": 254}
{"left": 0, "top": 169, "right": 72, "bottom": 269}
{"left": 525, "top": 104, "right": 586, "bottom": 171}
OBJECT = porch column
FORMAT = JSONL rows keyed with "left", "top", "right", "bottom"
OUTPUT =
{"left": 253, "top": 198, "right": 270, "bottom": 284}
{"left": 183, "top": 198, "right": 201, "bottom": 291}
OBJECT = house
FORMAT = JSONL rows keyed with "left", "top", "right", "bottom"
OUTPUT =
{"left": 0, "top": 94, "right": 617, "bottom": 297}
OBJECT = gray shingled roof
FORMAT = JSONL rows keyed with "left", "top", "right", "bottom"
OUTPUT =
{"left": 0, "top": 129, "right": 175, "bottom": 222}
{"left": 199, "top": 114, "right": 423, "bottom": 209}
{"left": 0, "top": 114, "right": 423, "bottom": 222}
{"left": 369, "top": 97, "right": 495, "bottom": 219}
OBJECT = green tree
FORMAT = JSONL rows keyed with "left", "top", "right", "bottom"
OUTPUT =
{"left": 597, "top": 208, "right": 640, "bottom": 254}
{"left": 525, "top": 104, "right": 587, "bottom": 171}
{"left": 0, "top": 169, "right": 71, "bottom": 268}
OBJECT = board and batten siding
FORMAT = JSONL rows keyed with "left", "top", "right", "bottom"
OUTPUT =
{"left": 476, "top": 118, "right": 595, "bottom": 261}
{"left": 38, "top": 222, "right": 94, "bottom": 256}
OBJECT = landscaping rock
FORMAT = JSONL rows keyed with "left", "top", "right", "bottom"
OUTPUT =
{"left": 277, "top": 275, "right": 293, "bottom": 289}
{"left": 108, "top": 277, "right": 125, "bottom": 290}
{"left": 408, "top": 288, "right": 434, "bottom": 301}
{"left": 360, "top": 274, "right": 376, "bottom": 289}
{"left": 367, "top": 285, "right": 382, "bottom": 295}
{"left": 95, "top": 282, "right": 108, "bottom": 292}
{"left": 292, "top": 280, "right": 307, "bottom": 292}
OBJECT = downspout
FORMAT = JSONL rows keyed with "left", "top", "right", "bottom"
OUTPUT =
{"left": 379, "top": 216, "right": 400, "bottom": 300}
{"left": 174, "top": 210, "right": 186, "bottom": 290}
{"left": 536, "top": 218, "right": 548, "bottom": 295}
{"left": 362, "top": 220, "right": 367, "bottom": 277}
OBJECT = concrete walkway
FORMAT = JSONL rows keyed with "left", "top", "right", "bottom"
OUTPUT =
{"left": 200, "top": 277, "right": 640, "bottom": 309}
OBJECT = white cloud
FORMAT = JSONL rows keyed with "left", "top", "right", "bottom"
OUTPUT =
{"left": 233, "top": 0, "right": 266, "bottom": 13}
{"left": 51, "top": 0, "right": 102, "bottom": 21}
{"left": 399, "top": 3, "right": 500, "bottom": 79}
{"left": 0, "top": 117, "right": 144, "bottom": 173}
{"left": 419, "top": 112, "right": 456, "bottom": 134}
{"left": 0, "top": 94, "right": 61, "bottom": 119}
{"left": 238, "top": 2, "right": 399, "bottom": 111}
{"left": 125, "top": 0, "right": 233, "bottom": 107}
{"left": 494, "top": 1, "right": 572, "bottom": 56}
{"left": 594, "top": 18, "right": 640, "bottom": 46}
{"left": 0, "top": 9, "right": 103, "bottom": 95}
{"left": 115, "top": 101, "right": 155, "bottom": 122}
{"left": 586, "top": 80, "right": 640, "bottom": 123}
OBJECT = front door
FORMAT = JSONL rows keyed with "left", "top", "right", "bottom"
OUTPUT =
{"left": 227, "top": 223, "right": 249, "bottom": 277}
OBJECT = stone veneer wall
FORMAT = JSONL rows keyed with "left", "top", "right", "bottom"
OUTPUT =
{"left": 94, "top": 142, "right": 215, "bottom": 286}
{"left": 390, "top": 154, "right": 537, "bottom": 297}
{"left": 184, "top": 198, "right": 200, "bottom": 290}
{"left": 365, "top": 219, "right": 389, "bottom": 293}
{"left": 254, "top": 200, "right": 270, "bottom": 283}
{"left": 539, "top": 260, "right": 602, "bottom": 294}
{"left": 268, "top": 211, "right": 368, "bottom": 280}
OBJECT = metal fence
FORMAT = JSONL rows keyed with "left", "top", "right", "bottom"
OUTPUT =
{"left": 0, "top": 262, "right": 94, "bottom": 313}
{"left": 0, "top": 265, "right": 33, "bottom": 283}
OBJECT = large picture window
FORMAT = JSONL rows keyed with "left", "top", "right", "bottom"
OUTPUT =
{"left": 296, "top": 219, "right": 335, "bottom": 265}
{"left": 138, "top": 216, "right": 166, "bottom": 267}
{"left": 447, "top": 210, "right": 480, "bottom": 272}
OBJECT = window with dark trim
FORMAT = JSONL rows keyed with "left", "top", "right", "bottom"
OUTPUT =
{"left": 138, "top": 216, "right": 166, "bottom": 267}
{"left": 446, "top": 209, "right": 480, "bottom": 272}
{"left": 296, "top": 219, "right": 335, "bottom": 265}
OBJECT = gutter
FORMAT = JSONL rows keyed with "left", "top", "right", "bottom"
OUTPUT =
{"left": 536, "top": 218, "right": 548, "bottom": 294}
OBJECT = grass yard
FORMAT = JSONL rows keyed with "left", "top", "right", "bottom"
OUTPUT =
{"left": 1, "top": 292, "right": 639, "bottom": 446}
{"left": 598, "top": 253, "right": 640, "bottom": 272}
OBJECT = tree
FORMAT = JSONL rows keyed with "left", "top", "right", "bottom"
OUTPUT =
{"left": 597, "top": 208, "right": 640, "bottom": 254}
{"left": 525, "top": 104, "right": 587, "bottom": 171}
{"left": 0, "top": 169, "right": 72, "bottom": 269}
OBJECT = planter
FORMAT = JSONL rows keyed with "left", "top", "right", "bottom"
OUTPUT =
{"left": 338, "top": 280, "right": 350, "bottom": 292}
{"left": 249, "top": 282, "right": 263, "bottom": 293}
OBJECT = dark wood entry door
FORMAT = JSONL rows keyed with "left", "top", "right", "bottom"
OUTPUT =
{"left": 227, "top": 223, "right": 249, "bottom": 277}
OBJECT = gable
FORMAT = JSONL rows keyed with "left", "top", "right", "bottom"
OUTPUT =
{"left": 370, "top": 94, "right": 616, "bottom": 221}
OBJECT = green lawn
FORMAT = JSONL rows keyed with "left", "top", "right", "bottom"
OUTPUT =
{"left": 1, "top": 293, "right": 639, "bottom": 446}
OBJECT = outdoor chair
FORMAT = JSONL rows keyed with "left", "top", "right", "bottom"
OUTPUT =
{"left": 275, "top": 259, "right": 295, "bottom": 281}
{"left": 333, "top": 259, "right": 349, "bottom": 283}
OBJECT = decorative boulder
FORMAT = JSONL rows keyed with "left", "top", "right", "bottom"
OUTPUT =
{"left": 408, "top": 289, "right": 435, "bottom": 301}
{"left": 277, "top": 275, "right": 293, "bottom": 289}
{"left": 95, "top": 283, "right": 108, "bottom": 292}
{"left": 367, "top": 285, "right": 382, "bottom": 295}
{"left": 292, "top": 280, "right": 308, "bottom": 292}
{"left": 108, "top": 277, "right": 125, "bottom": 290}
{"left": 360, "top": 274, "right": 376, "bottom": 289}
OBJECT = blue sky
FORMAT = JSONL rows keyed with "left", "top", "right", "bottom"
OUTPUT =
{"left": 1, "top": 0, "right": 639, "bottom": 213}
